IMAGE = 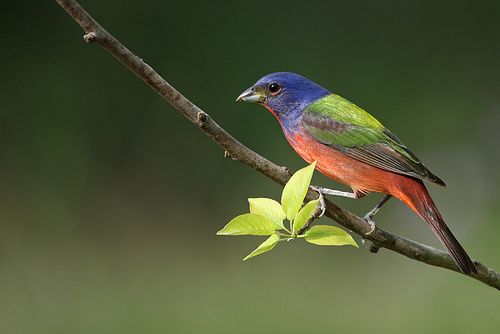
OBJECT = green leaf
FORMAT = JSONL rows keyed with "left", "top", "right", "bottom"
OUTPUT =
{"left": 303, "top": 225, "right": 358, "bottom": 247}
{"left": 217, "top": 213, "right": 279, "bottom": 236}
{"left": 243, "top": 234, "right": 280, "bottom": 261}
{"left": 292, "top": 199, "right": 319, "bottom": 235}
{"left": 248, "top": 198, "right": 286, "bottom": 230}
{"left": 281, "top": 161, "right": 316, "bottom": 221}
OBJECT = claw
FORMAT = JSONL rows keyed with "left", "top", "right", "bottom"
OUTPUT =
{"left": 318, "top": 194, "right": 326, "bottom": 218}
{"left": 364, "top": 215, "right": 376, "bottom": 235}
{"left": 311, "top": 186, "right": 326, "bottom": 218}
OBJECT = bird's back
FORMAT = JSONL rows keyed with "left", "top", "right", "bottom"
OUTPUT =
{"left": 300, "top": 94, "right": 446, "bottom": 186}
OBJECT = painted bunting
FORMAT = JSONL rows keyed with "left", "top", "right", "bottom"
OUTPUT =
{"left": 237, "top": 72, "right": 476, "bottom": 274}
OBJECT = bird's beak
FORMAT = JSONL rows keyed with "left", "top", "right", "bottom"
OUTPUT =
{"left": 236, "top": 87, "right": 265, "bottom": 103}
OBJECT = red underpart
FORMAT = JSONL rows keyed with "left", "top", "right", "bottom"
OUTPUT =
{"left": 261, "top": 103, "right": 428, "bottom": 215}
{"left": 287, "top": 131, "right": 428, "bottom": 215}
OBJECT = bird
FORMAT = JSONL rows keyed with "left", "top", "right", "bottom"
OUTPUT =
{"left": 236, "top": 72, "right": 476, "bottom": 274}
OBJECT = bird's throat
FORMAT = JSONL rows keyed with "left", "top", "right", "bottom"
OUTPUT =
{"left": 261, "top": 103, "right": 283, "bottom": 126}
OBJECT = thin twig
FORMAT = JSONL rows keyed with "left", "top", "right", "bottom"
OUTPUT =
{"left": 55, "top": 0, "right": 500, "bottom": 290}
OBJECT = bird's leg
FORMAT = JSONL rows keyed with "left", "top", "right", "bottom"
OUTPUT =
{"left": 310, "top": 186, "right": 358, "bottom": 219}
{"left": 310, "top": 186, "right": 359, "bottom": 219}
{"left": 312, "top": 186, "right": 357, "bottom": 199}
{"left": 363, "top": 194, "right": 392, "bottom": 235}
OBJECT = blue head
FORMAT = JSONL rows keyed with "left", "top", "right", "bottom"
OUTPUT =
{"left": 237, "top": 72, "right": 330, "bottom": 127}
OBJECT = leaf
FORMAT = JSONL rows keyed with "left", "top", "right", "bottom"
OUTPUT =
{"left": 243, "top": 234, "right": 280, "bottom": 261}
{"left": 281, "top": 161, "right": 316, "bottom": 221}
{"left": 292, "top": 199, "right": 319, "bottom": 235}
{"left": 248, "top": 198, "right": 286, "bottom": 230}
{"left": 303, "top": 225, "right": 358, "bottom": 247}
{"left": 217, "top": 213, "right": 279, "bottom": 236}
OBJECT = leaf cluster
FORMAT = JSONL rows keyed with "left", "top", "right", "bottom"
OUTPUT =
{"left": 217, "top": 162, "right": 358, "bottom": 260}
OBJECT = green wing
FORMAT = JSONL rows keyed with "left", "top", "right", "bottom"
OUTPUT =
{"left": 302, "top": 94, "right": 445, "bottom": 186}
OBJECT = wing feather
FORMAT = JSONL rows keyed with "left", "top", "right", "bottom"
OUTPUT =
{"left": 303, "top": 95, "right": 445, "bottom": 186}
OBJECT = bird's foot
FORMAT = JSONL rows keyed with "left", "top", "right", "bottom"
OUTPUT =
{"left": 363, "top": 214, "right": 377, "bottom": 235}
{"left": 311, "top": 186, "right": 326, "bottom": 218}
{"left": 362, "top": 215, "right": 379, "bottom": 252}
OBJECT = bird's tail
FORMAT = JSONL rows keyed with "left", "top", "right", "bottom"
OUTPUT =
{"left": 392, "top": 178, "right": 477, "bottom": 274}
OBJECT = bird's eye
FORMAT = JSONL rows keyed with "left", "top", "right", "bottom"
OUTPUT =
{"left": 268, "top": 83, "right": 282, "bottom": 95}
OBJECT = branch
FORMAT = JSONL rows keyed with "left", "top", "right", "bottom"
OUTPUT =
{"left": 55, "top": 0, "right": 500, "bottom": 290}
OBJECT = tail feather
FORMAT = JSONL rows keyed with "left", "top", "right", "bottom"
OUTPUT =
{"left": 394, "top": 179, "right": 476, "bottom": 274}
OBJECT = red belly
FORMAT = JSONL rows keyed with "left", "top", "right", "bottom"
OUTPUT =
{"left": 288, "top": 133, "right": 402, "bottom": 197}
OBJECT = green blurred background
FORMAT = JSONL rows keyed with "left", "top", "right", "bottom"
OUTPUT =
{"left": 1, "top": 0, "right": 499, "bottom": 333}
